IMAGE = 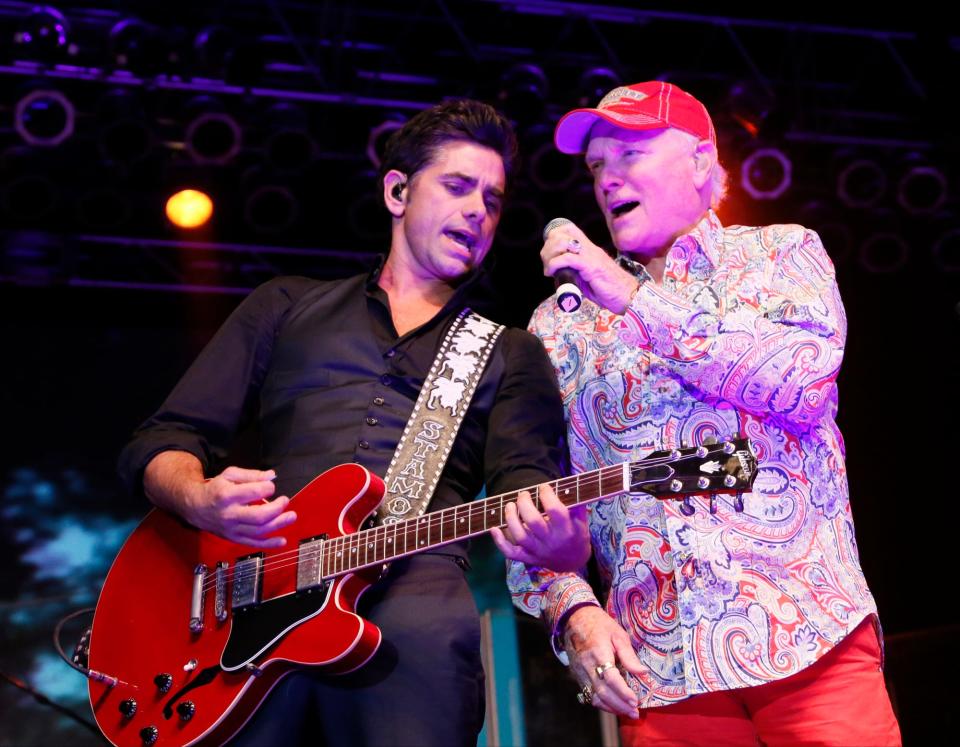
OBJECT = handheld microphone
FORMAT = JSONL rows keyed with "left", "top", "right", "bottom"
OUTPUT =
{"left": 543, "top": 217, "right": 583, "bottom": 313}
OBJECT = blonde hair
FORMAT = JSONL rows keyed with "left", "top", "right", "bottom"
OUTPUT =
{"left": 674, "top": 129, "right": 728, "bottom": 210}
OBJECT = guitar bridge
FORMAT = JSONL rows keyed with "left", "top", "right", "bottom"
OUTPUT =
{"left": 189, "top": 564, "right": 207, "bottom": 632}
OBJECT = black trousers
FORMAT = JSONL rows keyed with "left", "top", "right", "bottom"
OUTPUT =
{"left": 228, "top": 553, "right": 486, "bottom": 747}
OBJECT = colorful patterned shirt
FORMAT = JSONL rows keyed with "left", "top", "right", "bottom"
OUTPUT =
{"left": 507, "top": 211, "right": 878, "bottom": 707}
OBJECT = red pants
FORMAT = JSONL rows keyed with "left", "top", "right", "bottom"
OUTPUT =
{"left": 620, "top": 618, "right": 901, "bottom": 747}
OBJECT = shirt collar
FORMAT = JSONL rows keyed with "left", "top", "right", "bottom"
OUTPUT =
{"left": 674, "top": 209, "right": 724, "bottom": 269}
{"left": 364, "top": 253, "right": 490, "bottom": 316}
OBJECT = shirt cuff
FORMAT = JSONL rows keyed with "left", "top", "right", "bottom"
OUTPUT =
{"left": 541, "top": 575, "right": 601, "bottom": 664}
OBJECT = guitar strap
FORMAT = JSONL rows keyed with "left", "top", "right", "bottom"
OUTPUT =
{"left": 376, "top": 308, "right": 504, "bottom": 525}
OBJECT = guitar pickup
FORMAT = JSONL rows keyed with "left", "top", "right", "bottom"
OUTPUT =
{"left": 231, "top": 553, "right": 264, "bottom": 611}
{"left": 214, "top": 561, "right": 229, "bottom": 622}
{"left": 296, "top": 535, "right": 327, "bottom": 593}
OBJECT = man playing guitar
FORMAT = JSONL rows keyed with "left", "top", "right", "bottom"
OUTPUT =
{"left": 115, "top": 99, "right": 570, "bottom": 747}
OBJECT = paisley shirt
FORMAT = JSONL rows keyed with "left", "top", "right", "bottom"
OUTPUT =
{"left": 507, "top": 211, "right": 878, "bottom": 707}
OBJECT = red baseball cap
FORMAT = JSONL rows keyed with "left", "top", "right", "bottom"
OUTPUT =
{"left": 554, "top": 80, "right": 716, "bottom": 154}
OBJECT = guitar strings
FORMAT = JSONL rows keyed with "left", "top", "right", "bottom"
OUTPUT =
{"left": 197, "top": 468, "right": 611, "bottom": 593}
{"left": 196, "top": 450, "right": 736, "bottom": 593}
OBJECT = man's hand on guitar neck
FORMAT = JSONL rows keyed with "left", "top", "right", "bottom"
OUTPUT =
{"left": 143, "top": 451, "right": 297, "bottom": 548}
{"left": 491, "top": 482, "right": 591, "bottom": 572}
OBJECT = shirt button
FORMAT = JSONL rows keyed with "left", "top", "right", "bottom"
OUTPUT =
{"left": 380, "top": 374, "right": 392, "bottom": 386}
{"left": 366, "top": 417, "right": 378, "bottom": 426}
{"left": 386, "top": 349, "right": 396, "bottom": 358}
{"left": 373, "top": 396, "right": 385, "bottom": 406}
{"left": 359, "top": 439, "right": 370, "bottom": 449}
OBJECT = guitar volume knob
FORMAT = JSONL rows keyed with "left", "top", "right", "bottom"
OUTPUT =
{"left": 176, "top": 700, "right": 196, "bottom": 721}
{"left": 119, "top": 698, "right": 137, "bottom": 718}
{"left": 154, "top": 673, "right": 173, "bottom": 693}
{"left": 139, "top": 726, "right": 159, "bottom": 745}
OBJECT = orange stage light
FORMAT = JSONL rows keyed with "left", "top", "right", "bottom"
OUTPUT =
{"left": 165, "top": 189, "right": 213, "bottom": 229}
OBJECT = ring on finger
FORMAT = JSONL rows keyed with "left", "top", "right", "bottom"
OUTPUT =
{"left": 576, "top": 683, "right": 593, "bottom": 705}
{"left": 595, "top": 661, "right": 616, "bottom": 680}
{"left": 567, "top": 238, "right": 581, "bottom": 254}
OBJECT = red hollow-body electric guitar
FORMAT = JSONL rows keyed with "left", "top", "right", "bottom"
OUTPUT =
{"left": 89, "top": 439, "right": 756, "bottom": 747}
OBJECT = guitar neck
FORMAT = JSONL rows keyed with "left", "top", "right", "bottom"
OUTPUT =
{"left": 320, "top": 464, "right": 626, "bottom": 578}
{"left": 317, "top": 439, "right": 756, "bottom": 578}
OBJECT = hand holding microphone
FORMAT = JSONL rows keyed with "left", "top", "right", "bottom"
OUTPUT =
{"left": 543, "top": 217, "right": 584, "bottom": 312}
{"left": 541, "top": 217, "right": 643, "bottom": 315}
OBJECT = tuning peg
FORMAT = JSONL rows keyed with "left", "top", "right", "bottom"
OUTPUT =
{"left": 709, "top": 494, "right": 718, "bottom": 514}
{"left": 733, "top": 494, "right": 744, "bottom": 512}
{"left": 680, "top": 498, "right": 695, "bottom": 516}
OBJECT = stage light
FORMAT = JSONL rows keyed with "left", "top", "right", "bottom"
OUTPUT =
{"left": 194, "top": 25, "right": 265, "bottom": 85}
{"left": 498, "top": 63, "right": 549, "bottom": 122}
{"left": 14, "top": 6, "right": 72, "bottom": 60}
{"left": 185, "top": 98, "right": 242, "bottom": 165}
{"left": 97, "top": 90, "right": 153, "bottom": 165}
{"left": 897, "top": 165, "right": 947, "bottom": 215}
{"left": 194, "top": 25, "right": 235, "bottom": 72}
{"left": 726, "top": 80, "right": 775, "bottom": 139}
{"left": 347, "top": 170, "right": 390, "bottom": 241}
{"left": 14, "top": 90, "right": 75, "bottom": 147}
{"left": 859, "top": 232, "right": 909, "bottom": 273}
{"left": 525, "top": 125, "right": 579, "bottom": 192}
{"left": 837, "top": 159, "right": 886, "bottom": 209}
{"left": 797, "top": 200, "right": 853, "bottom": 266}
{"left": 366, "top": 117, "right": 406, "bottom": 169}
{"left": 933, "top": 229, "right": 960, "bottom": 272}
{"left": 109, "top": 18, "right": 167, "bottom": 74}
{"left": 266, "top": 129, "right": 316, "bottom": 173}
{"left": 577, "top": 68, "right": 619, "bottom": 107}
{"left": 165, "top": 189, "right": 214, "bottom": 229}
{"left": 264, "top": 104, "right": 316, "bottom": 174}
{"left": 244, "top": 185, "right": 298, "bottom": 233}
{"left": 740, "top": 147, "right": 791, "bottom": 200}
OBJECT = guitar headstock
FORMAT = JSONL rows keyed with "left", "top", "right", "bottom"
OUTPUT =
{"left": 629, "top": 438, "right": 757, "bottom": 498}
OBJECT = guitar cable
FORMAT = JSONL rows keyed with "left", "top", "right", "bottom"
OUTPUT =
{"left": 53, "top": 607, "right": 95, "bottom": 675}
{"left": 54, "top": 606, "right": 131, "bottom": 688}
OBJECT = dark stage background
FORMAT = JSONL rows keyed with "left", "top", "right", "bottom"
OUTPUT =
{"left": 1, "top": 3, "right": 958, "bottom": 746}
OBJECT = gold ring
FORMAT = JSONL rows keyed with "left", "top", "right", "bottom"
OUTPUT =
{"left": 595, "top": 661, "right": 615, "bottom": 680}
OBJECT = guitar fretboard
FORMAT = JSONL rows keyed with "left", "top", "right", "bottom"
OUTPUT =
{"left": 315, "top": 463, "right": 635, "bottom": 578}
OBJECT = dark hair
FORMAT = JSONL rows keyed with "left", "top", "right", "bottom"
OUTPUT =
{"left": 378, "top": 99, "right": 518, "bottom": 198}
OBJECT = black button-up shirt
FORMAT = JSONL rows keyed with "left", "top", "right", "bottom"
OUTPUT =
{"left": 118, "top": 269, "right": 567, "bottom": 548}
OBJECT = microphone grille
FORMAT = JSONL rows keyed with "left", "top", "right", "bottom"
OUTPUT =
{"left": 542, "top": 217, "right": 571, "bottom": 241}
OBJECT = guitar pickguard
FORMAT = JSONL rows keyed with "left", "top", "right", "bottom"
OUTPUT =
{"left": 220, "top": 583, "right": 332, "bottom": 671}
